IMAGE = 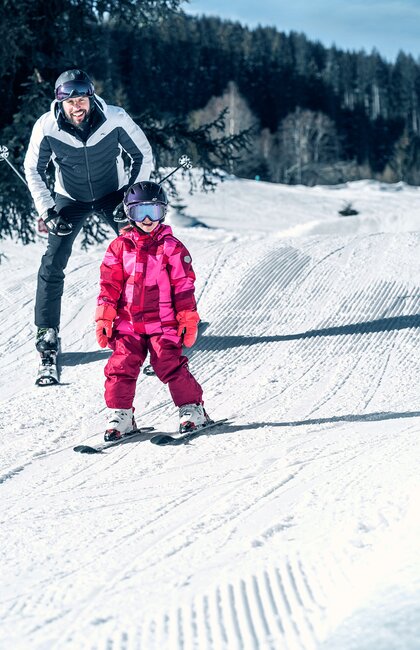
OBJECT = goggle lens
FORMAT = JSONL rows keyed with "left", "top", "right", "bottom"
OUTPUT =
{"left": 127, "top": 203, "right": 165, "bottom": 223}
{"left": 56, "top": 80, "right": 94, "bottom": 101}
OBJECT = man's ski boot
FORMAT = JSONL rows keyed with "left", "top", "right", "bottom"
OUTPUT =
{"left": 104, "top": 408, "right": 137, "bottom": 441}
{"left": 35, "top": 327, "right": 59, "bottom": 386}
{"left": 176, "top": 403, "right": 213, "bottom": 437}
{"left": 36, "top": 327, "right": 59, "bottom": 353}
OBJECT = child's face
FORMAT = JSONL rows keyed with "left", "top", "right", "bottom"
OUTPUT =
{"left": 137, "top": 218, "right": 160, "bottom": 234}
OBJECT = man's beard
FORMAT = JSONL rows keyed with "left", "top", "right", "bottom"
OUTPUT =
{"left": 71, "top": 109, "right": 90, "bottom": 129}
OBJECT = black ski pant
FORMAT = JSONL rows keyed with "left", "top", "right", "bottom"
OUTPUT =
{"left": 35, "top": 189, "right": 124, "bottom": 329}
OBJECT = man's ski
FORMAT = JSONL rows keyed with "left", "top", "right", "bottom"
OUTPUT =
{"left": 150, "top": 418, "right": 229, "bottom": 446}
{"left": 35, "top": 351, "right": 59, "bottom": 386}
{"left": 74, "top": 427, "right": 155, "bottom": 454}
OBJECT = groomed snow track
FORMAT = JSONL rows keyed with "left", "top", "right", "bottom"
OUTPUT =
{"left": 1, "top": 185, "right": 420, "bottom": 649}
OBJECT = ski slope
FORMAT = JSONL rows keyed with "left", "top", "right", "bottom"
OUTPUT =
{"left": 0, "top": 177, "right": 419, "bottom": 649}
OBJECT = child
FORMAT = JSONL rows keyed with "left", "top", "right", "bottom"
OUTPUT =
{"left": 95, "top": 181, "right": 212, "bottom": 441}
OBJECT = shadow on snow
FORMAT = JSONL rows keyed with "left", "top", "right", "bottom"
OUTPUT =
{"left": 60, "top": 349, "right": 111, "bottom": 366}
{"left": 224, "top": 409, "right": 420, "bottom": 433}
{"left": 59, "top": 314, "right": 420, "bottom": 367}
{"left": 195, "top": 314, "right": 420, "bottom": 351}
{"left": 168, "top": 410, "right": 420, "bottom": 445}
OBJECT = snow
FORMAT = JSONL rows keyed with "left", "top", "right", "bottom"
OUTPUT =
{"left": 0, "top": 176, "right": 419, "bottom": 649}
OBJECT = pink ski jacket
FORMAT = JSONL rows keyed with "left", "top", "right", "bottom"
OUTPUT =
{"left": 97, "top": 224, "right": 197, "bottom": 336}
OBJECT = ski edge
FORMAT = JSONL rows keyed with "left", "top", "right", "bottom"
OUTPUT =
{"left": 73, "top": 426, "right": 155, "bottom": 454}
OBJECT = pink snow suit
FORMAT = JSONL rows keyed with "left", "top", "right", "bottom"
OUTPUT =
{"left": 97, "top": 223, "right": 203, "bottom": 409}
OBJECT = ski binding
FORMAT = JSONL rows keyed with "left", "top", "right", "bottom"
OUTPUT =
{"left": 150, "top": 418, "right": 229, "bottom": 446}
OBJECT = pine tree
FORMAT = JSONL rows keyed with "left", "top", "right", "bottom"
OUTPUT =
{"left": 0, "top": 2, "right": 251, "bottom": 243}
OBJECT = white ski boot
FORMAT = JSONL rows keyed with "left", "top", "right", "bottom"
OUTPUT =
{"left": 104, "top": 408, "right": 137, "bottom": 441}
{"left": 177, "top": 403, "right": 212, "bottom": 436}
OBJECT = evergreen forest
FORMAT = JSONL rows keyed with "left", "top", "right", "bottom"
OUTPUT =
{"left": 1, "top": 1, "right": 420, "bottom": 241}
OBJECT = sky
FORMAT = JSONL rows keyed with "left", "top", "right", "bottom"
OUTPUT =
{"left": 185, "top": 0, "right": 420, "bottom": 62}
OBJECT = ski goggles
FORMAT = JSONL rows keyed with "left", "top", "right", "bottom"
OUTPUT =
{"left": 55, "top": 80, "right": 95, "bottom": 102}
{"left": 127, "top": 203, "right": 166, "bottom": 223}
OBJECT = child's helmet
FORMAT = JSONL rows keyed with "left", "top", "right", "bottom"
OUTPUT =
{"left": 124, "top": 181, "right": 168, "bottom": 224}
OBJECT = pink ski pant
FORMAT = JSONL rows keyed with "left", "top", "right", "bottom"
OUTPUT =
{"left": 104, "top": 331, "right": 203, "bottom": 409}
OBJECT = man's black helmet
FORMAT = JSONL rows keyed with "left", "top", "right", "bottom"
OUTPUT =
{"left": 54, "top": 69, "right": 95, "bottom": 102}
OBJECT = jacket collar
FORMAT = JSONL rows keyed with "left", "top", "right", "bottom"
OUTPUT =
{"left": 120, "top": 223, "right": 173, "bottom": 243}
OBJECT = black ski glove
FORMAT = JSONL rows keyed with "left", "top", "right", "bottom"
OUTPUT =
{"left": 43, "top": 208, "right": 73, "bottom": 236}
{"left": 113, "top": 201, "right": 128, "bottom": 223}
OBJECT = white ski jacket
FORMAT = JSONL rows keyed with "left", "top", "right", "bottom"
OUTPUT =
{"left": 24, "top": 96, "right": 153, "bottom": 216}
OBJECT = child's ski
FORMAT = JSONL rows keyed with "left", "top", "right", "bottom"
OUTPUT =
{"left": 150, "top": 418, "right": 229, "bottom": 446}
{"left": 73, "top": 427, "right": 155, "bottom": 454}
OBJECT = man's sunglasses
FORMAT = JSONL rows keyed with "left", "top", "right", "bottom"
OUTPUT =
{"left": 55, "top": 80, "right": 95, "bottom": 102}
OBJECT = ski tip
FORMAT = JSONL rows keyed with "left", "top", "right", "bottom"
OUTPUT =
{"left": 35, "top": 377, "right": 60, "bottom": 386}
{"left": 73, "top": 445, "right": 103, "bottom": 454}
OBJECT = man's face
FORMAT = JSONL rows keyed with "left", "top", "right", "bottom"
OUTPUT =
{"left": 62, "top": 96, "right": 90, "bottom": 126}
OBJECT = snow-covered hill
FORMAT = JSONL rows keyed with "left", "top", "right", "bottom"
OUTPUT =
{"left": 1, "top": 177, "right": 419, "bottom": 649}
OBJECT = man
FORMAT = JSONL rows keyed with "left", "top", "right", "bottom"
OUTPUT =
{"left": 24, "top": 69, "right": 153, "bottom": 362}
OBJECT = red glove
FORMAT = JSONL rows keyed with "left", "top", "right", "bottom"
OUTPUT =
{"left": 176, "top": 310, "right": 200, "bottom": 347}
{"left": 95, "top": 304, "right": 117, "bottom": 348}
{"left": 37, "top": 217, "right": 48, "bottom": 235}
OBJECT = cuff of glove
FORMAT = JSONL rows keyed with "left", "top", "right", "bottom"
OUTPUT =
{"left": 95, "top": 304, "right": 117, "bottom": 322}
{"left": 176, "top": 310, "right": 200, "bottom": 326}
{"left": 42, "top": 208, "right": 57, "bottom": 224}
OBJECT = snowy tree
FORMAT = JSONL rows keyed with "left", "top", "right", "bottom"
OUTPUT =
{"left": 189, "top": 82, "right": 258, "bottom": 175}
{"left": 278, "top": 108, "right": 340, "bottom": 183}
{"left": 189, "top": 82, "right": 256, "bottom": 139}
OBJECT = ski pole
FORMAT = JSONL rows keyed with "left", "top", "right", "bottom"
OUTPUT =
{"left": 159, "top": 155, "right": 193, "bottom": 184}
{"left": 0, "top": 147, "right": 193, "bottom": 188}
{"left": 0, "top": 145, "right": 28, "bottom": 187}
{"left": 0, "top": 145, "right": 49, "bottom": 235}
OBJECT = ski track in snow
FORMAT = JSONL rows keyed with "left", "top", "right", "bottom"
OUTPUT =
{"left": 0, "top": 178, "right": 420, "bottom": 649}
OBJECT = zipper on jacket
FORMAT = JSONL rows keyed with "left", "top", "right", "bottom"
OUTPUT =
{"left": 83, "top": 143, "right": 95, "bottom": 201}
